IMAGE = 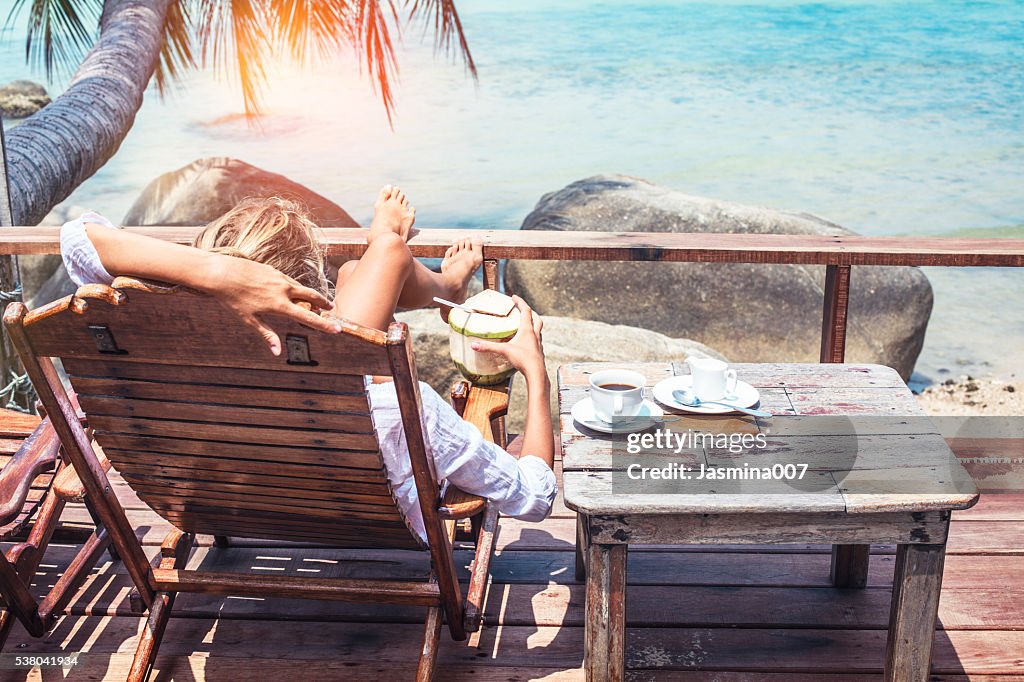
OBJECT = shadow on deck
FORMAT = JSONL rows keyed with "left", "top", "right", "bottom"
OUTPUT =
{"left": 4, "top": 466, "right": 1024, "bottom": 681}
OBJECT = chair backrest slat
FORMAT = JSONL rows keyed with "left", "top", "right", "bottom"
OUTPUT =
{"left": 87, "top": 414, "right": 381, "bottom": 450}
{"left": 18, "top": 280, "right": 427, "bottom": 550}
{"left": 69, "top": 373, "right": 370, "bottom": 412}
{"left": 92, "top": 432, "right": 383, "bottom": 470}
{"left": 63, "top": 358, "right": 367, "bottom": 393}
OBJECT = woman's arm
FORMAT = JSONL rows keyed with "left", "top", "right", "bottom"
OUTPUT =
{"left": 469, "top": 297, "right": 554, "bottom": 469}
{"left": 82, "top": 222, "right": 341, "bottom": 355}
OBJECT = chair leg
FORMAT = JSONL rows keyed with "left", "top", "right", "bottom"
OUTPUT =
{"left": 0, "top": 603, "right": 17, "bottom": 650}
{"left": 464, "top": 503, "right": 499, "bottom": 633}
{"left": 0, "top": 550, "right": 45, "bottom": 637}
{"left": 415, "top": 606, "right": 443, "bottom": 682}
{"left": 128, "top": 531, "right": 193, "bottom": 682}
{"left": 128, "top": 590, "right": 176, "bottom": 682}
{"left": 469, "top": 513, "right": 482, "bottom": 542}
{"left": 0, "top": 490, "right": 66, "bottom": 646}
{"left": 0, "top": 543, "right": 41, "bottom": 648}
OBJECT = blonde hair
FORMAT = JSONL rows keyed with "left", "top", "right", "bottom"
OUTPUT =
{"left": 193, "top": 197, "right": 331, "bottom": 295}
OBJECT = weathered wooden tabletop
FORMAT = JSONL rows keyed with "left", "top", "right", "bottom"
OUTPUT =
{"left": 559, "top": 362, "right": 979, "bottom": 516}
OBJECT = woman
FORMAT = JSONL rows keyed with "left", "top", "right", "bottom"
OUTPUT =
{"left": 60, "top": 187, "right": 556, "bottom": 542}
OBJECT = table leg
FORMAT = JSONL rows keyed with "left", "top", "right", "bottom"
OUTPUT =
{"left": 831, "top": 544, "right": 870, "bottom": 588}
{"left": 585, "top": 542, "right": 627, "bottom": 682}
{"left": 575, "top": 513, "right": 589, "bottom": 582}
{"left": 884, "top": 542, "right": 946, "bottom": 682}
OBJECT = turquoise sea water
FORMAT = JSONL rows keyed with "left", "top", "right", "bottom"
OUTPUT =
{"left": 1, "top": 0, "right": 1022, "bottom": 381}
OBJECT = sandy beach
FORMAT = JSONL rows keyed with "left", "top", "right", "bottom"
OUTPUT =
{"left": 916, "top": 375, "right": 1023, "bottom": 416}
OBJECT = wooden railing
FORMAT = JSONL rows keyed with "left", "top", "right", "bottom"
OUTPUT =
{"left": 3, "top": 226, "right": 1024, "bottom": 364}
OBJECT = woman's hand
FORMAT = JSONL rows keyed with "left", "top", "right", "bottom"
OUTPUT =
{"left": 470, "top": 296, "right": 547, "bottom": 383}
{"left": 201, "top": 254, "right": 341, "bottom": 356}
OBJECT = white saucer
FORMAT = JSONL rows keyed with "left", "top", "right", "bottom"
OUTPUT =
{"left": 571, "top": 398, "right": 663, "bottom": 434}
{"left": 652, "top": 376, "right": 761, "bottom": 415}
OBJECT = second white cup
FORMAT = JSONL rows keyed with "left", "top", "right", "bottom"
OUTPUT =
{"left": 686, "top": 357, "right": 738, "bottom": 401}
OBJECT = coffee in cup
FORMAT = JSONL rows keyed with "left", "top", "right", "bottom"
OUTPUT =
{"left": 589, "top": 369, "right": 646, "bottom": 422}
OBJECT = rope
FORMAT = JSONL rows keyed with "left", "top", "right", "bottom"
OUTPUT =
{"left": 0, "top": 284, "right": 21, "bottom": 303}
{"left": 0, "top": 370, "right": 34, "bottom": 411}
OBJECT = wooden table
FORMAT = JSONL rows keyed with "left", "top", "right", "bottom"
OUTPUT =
{"left": 559, "top": 362, "right": 978, "bottom": 682}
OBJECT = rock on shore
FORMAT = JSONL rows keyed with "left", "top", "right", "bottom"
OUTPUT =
{"left": 122, "top": 157, "right": 359, "bottom": 226}
{"left": 504, "top": 175, "right": 933, "bottom": 380}
{"left": 0, "top": 80, "right": 50, "bottom": 118}
{"left": 27, "top": 159, "right": 359, "bottom": 306}
{"left": 397, "top": 308, "right": 724, "bottom": 432}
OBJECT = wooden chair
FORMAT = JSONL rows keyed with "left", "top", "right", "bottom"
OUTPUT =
{"left": 4, "top": 277, "right": 509, "bottom": 681}
{"left": 0, "top": 407, "right": 114, "bottom": 648}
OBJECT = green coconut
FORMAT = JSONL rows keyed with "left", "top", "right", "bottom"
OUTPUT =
{"left": 451, "top": 358, "right": 518, "bottom": 386}
{"left": 448, "top": 308, "right": 520, "bottom": 341}
{"left": 449, "top": 291, "right": 520, "bottom": 384}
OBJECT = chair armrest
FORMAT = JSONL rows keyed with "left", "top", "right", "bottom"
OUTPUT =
{"left": 440, "top": 379, "right": 513, "bottom": 519}
{"left": 439, "top": 485, "right": 487, "bottom": 520}
{"left": 0, "top": 417, "right": 60, "bottom": 524}
{"left": 54, "top": 443, "right": 111, "bottom": 502}
{"left": 452, "top": 380, "right": 511, "bottom": 444}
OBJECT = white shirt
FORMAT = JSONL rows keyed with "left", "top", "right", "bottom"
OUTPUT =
{"left": 60, "top": 213, "right": 557, "bottom": 543}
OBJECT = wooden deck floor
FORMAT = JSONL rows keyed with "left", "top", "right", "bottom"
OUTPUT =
{"left": 5, "top": 466, "right": 1024, "bottom": 681}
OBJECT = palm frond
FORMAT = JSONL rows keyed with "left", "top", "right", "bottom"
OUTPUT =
{"left": 153, "top": 0, "right": 197, "bottom": 96}
{"left": 408, "top": 0, "right": 476, "bottom": 79}
{"left": 5, "top": 0, "right": 102, "bottom": 81}
{"left": 230, "top": 0, "right": 269, "bottom": 115}
{"left": 353, "top": 0, "right": 400, "bottom": 124}
{"left": 192, "top": 0, "right": 271, "bottom": 115}
{"left": 268, "top": 0, "right": 353, "bottom": 64}
{"left": 6, "top": 0, "right": 476, "bottom": 123}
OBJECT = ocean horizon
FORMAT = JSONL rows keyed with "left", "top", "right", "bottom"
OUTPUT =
{"left": 1, "top": 0, "right": 1021, "bottom": 382}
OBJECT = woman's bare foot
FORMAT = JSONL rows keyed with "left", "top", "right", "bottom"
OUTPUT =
{"left": 439, "top": 236, "right": 484, "bottom": 319}
{"left": 368, "top": 185, "right": 416, "bottom": 243}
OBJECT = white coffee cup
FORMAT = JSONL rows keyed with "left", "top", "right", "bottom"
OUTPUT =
{"left": 589, "top": 369, "right": 646, "bottom": 423}
{"left": 685, "top": 357, "right": 738, "bottom": 401}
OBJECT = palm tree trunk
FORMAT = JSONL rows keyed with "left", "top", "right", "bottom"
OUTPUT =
{"left": 4, "top": 0, "right": 173, "bottom": 226}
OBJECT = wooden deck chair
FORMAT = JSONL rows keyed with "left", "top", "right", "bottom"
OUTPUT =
{"left": 4, "top": 277, "right": 508, "bottom": 681}
{"left": 0, "top": 406, "right": 114, "bottom": 648}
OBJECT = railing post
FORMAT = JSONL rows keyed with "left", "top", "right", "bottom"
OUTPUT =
{"left": 820, "top": 263, "right": 868, "bottom": 586}
{"left": 820, "top": 264, "right": 851, "bottom": 363}
{"left": 483, "top": 258, "right": 499, "bottom": 291}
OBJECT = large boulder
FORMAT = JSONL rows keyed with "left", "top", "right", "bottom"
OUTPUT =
{"left": 504, "top": 175, "right": 933, "bottom": 379}
{"left": 0, "top": 80, "right": 50, "bottom": 118}
{"left": 397, "top": 308, "right": 724, "bottom": 432}
{"left": 122, "top": 157, "right": 359, "bottom": 226}
{"left": 29, "top": 159, "right": 358, "bottom": 306}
